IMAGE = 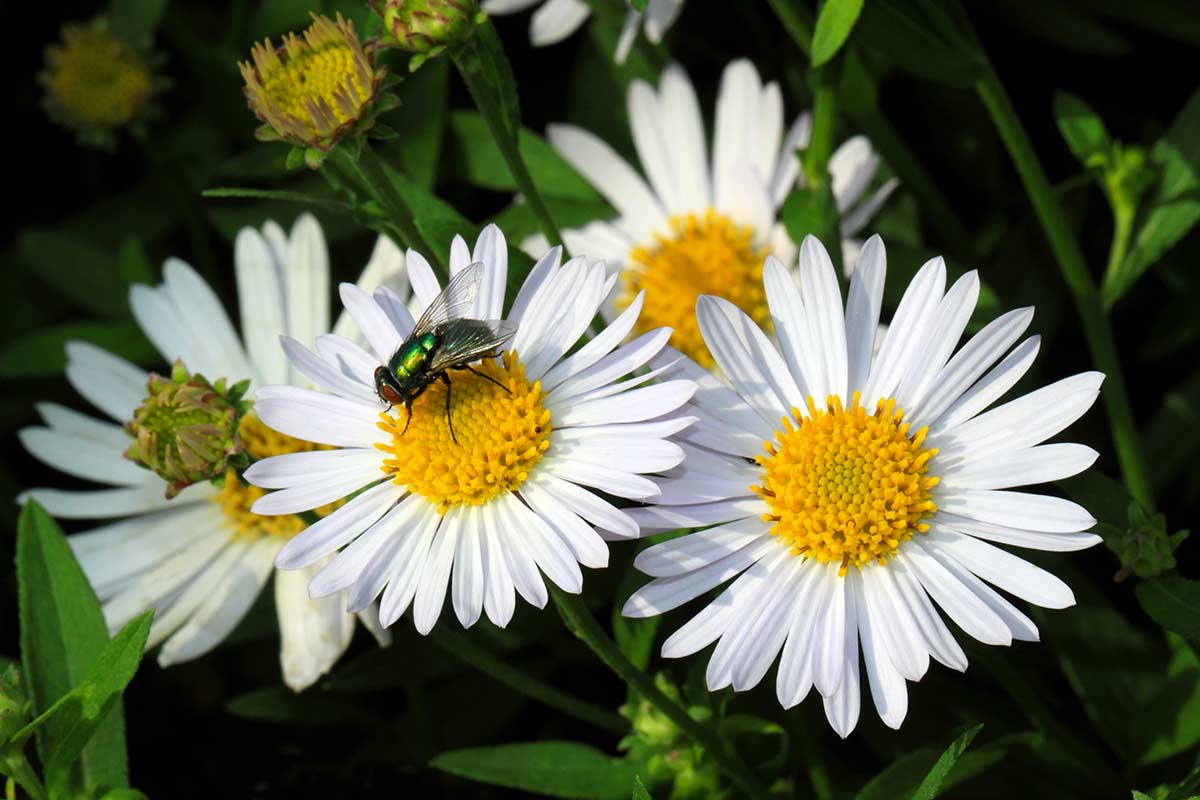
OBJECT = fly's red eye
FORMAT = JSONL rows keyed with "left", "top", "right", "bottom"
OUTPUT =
{"left": 380, "top": 385, "right": 404, "bottom": 405}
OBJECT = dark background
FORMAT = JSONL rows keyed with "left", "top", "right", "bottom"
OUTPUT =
{"left": 3, "top": 0, "right": 1199, "bottom": 796}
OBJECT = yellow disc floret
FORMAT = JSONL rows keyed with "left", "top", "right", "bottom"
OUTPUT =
{"left": 377, "top": 352, "right": 551, "bottom": 513}
{"left": 620, "top": 209, "right": 770, "bottom": 368}
{"left": 214, "top": 413, "right": 339, "bottom": 540}
{"left": 754, "top": 393, "right": 940, "bottom": 575}
{"left": 40, "top": 20, "right": 153, "bottom": 137}
{"left": 239, "top": 14, "right": 382, "bottom": 151}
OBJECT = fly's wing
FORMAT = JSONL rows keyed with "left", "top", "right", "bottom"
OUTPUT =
{"left": 410, "top": 261, "right": 486, "bottom": 337}
{"left": 427, "top": 319, "right": 518, "bottom": 372}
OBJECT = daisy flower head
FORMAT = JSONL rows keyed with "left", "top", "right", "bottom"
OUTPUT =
{"left": 532, "top": 59, "right": 896, "bottom": 370}
{"left": 622, "top": 235, "right": 1104, "bottom": 737}
{"left": 19, "top": 214, "right": 404, "bottom": 691}
{"left": 246, "top": 224, "right": 697, "bottom": 634}
{"left": 484, "top": 0, "right": 682, "bottom": 64}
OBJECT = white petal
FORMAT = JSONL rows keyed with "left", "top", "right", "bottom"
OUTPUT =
{"left": 923, "top": 542, "right": 1040, "bottom": 642}
{"left": 902, "top": 542, "right": 1011, "bottom": 646}
{"left": 480, "top": 500, "right": 517, "bottom": 627}
{"left": 939, "top": 443, "right": 1099, "bottom": 490}
{"left": 634, "top": 516, "right": 769, "bottom": 577}
{"left": 935, "top": 511, "right": 1102, "bottom": 552}
{"left": 623, "top": 536, "right": 778, "bottom": 617}
{"left": 821, "top": 575, "right": 861, "bottom": 738}
{"left": 19, "top": 426, "right": 145, "bottom": 486}
{"left": 797, "top": 236, "right": 848, "bottom": 401}
{"left": 338, "top": 283, "right": 402, "bottom": 364}
{"left": 281, "top": 336, "right": 377, "bottom": 402}
{"left": 520, "top": 479, "right": 609, "bottom": 569}
{"left": 254, "top": 385, "right": 385, "bottom": 448}
{"left": 930, "top": 335, "right": 1041, "bottom": 435}
{"left": 862, "top": 566, "right": 928, "bottom": 681}
{"left": 276, "top": 557, "right": 355, "bottom": 691}
{"left": 284, "top": 214, "right": 330, "bottom": 358}
{"left": 530, "top": 473, "right": 637, "bottom": 537}
{"left": 775, "top": 562, "right": 825, "bottom": 708}
{"left": 844, "top": 236, "right": 887, "bottom": 394}
{"left": 936, "top": 490, "right": 1096, "bottom": 533}
{"left": 925, "top": 527, "right": 1075, "bottom": 609}
{"left": 510, "top": 495, "right": 583, "bottom": 593}
{"left": 451, "top": 508, "right": 485, "bottom": 628}
{"left": 376, "top": 508, "right": 441, "bottom": 625}
{"left": 853, "top": 570, "right": 909, "bottom": 730}
{"left": 887, "top": 559, "right": 968, "bottom": 671}
{"left": 658, "top": 64, "right": 710, "bottom": 209}
{"left": 65, "top": 342, "right": 145, "bottom": 423}
{"left": 530, "top": 0, "right": 591, "bottom": 46}
{"left": 273, "top": 480, "right": 398, "bottom": 570}
{"left": 897, "top": 271, "right": 980, "bottom": 415}
{"left": 554, "top": 380, "right": 694, "bottom": 427}
{"left": 234, "top": 227, "right": 288, "bottom": 385}
{"left": 814, "top": 566, "right": 847, "bottom": 697}
{"left": 413, "top": 508, "right": 461, "bottom": 634}
{"left": 861, "top": 257, "right": 946, "bottom": 406}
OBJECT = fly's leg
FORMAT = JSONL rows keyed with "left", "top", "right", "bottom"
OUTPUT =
{"left": 441, "top": 371, "right": 458, "bottom": 444}
{"left": 401, "top": 398, "right": 414, "bottom": 436}
{"left": 459, "top": 364, "right": 512, "bottom": 395}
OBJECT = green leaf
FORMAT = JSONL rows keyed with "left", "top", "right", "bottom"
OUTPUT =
{"left": 43, "top": 613, "right": 153, "bottom": 797}
{"left": 812, "top": 0, "right": 865, "bottom": 66}
{"left": 612, "top": 568, "right": 658, "bottom": 673}
{"left": 1145, "top": 365, "right": 1200, "bottom": 491}
{"left": 116, "top": 237, "right": 154, "bottom": 287}
{"left": 108, "top": 0, "right": 168, "bottom": 41}
{"left": 0, "top": 321, "right": 157, "bottom": 379}
{"left": 1053, "top": 92, "right": 1112, "bottom": 165}
{"left": 382, "top": 58, "right": 449, "bottom": 190}
{"left": 854, "top": 0, "right": 982, "bottom": 87}
{"left": 632, "top": 776, "right": 652, "bottom": 800}
{"left": 202, "top": 187, "right": 356, "bottom": 213}
{"left": 780, "top": 184, "right": 843, "bottom": 274}
{"left": 1109, "top": 87, "right": 1200, "bottom": 305}
{"left": 857, "top": 731, "right": 1024, "bottom": 800}
{"left": 911, "top": 725, "right": 983, "bottom": 800}
{"left": 431, "top": 741, "right": 640, "bottom": 799}
{"left": 18, "top": 230, "right": 130, "bottom": 318}
{"left": 1135, "top": 634, "right": 1200, "bottom": 765}
{"left": 444, "top": 112, "right": 605, "bottom": 203}
{"left": 17, "top": 501, "right": 129, "bottom": 796}
{"left": 1137, "top": 577, "right": 1200, "bottom": 642}
{"left": 225, "top": 687, "right": 381, "bottom": 728}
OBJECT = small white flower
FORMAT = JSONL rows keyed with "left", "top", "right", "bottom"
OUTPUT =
{"left": 246, "top": 224, "right": 695, "bottom": 634}
{"left": 484, "top": 0, "right": 682, "bottom": 63}
{"left": 528, "top": 59, "right": 896, "bottom": 369}
{"left": 622, "top": 235, "right": 1103, "bottom": 737}
{"left": 19, "top": 214, "right": 400, "bottom": 691}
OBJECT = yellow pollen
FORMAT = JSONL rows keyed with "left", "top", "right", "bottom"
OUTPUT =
{"left": 376, "top": 352, "right": 552, "bottom": 514}
{"left": 43, "top": 23, "right": 152, "bottom": 129}
{"left": 214, "top": 413, "right": 339, "bottom": 540}
{"left": 754, "top": 392, "right": 940, "bottom": 576}
{"left": 620, "top": 209, "right": 770, "bottom": 368}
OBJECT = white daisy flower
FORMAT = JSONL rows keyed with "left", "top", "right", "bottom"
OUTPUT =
{"left": 244, "top": 224, "right": 696, "bottom": 634}
{"left": 621, "top": 235, "right": 1103, "bottom": 737}
{"left": 484, "top": 0, "right": 682, "bottom": 64}
{"left": 528, "top": 59, "right": 897, "bottom": 369}
{"left": 19, "top": 214, "right": 402, "bottom": 691}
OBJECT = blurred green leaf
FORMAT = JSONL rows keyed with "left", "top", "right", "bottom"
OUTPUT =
{"left": 444, "top": 112, "right": 604, "bottom": 202}
{"left": 116, "top": 237, "right": 154, "bottom": 287}
{"left": 1135, "top": 635, "right": 1200, "bottom": 765}
{"left": 382, "top": 59, "right": 449, "bottom": 190}
{"left": 18, "top": 230, "right": 129, "bottom": 318}
{"left": 0, "top": 322, "right": 156, "bottom": 379}
{"left": 630, "top": 0, "right": 647, "bottom": 12}
{"left": 911, "top": 724, "right": 983, "bottom": 800}
{"left": 43, "top": 613, "right": 152, "bottom": 798}
{"left": 17, "top": 501, "right": 129, "bottom": 796}
{"left": 225, "top": 687, "right": 381, "bottom": 728}
{"left": 1108, "top": 88, "right": 1200, "bottom": 306}
{"left": 109, "top": 0, "right": 168, "bottom": 41}
{"left": 858, "top": 730, "right": 1026, "bottom": 800}
{"left": 250, "top": 0, "right": 316, "bottom": 37}
{"left": 632, "top": 776, "right": 652, "bottom": 800}
{"left": 431, "top": 741, "right": 640, "bottom": 799}
{"left": 1053, "top": 92, "right": 1111, "bottom": 165}
{"left": 1137, "top": 578, "right": 1200, "bottom": 642}
{"left": 855, "top": 0, "right": 981, "bottom": 87}
{"left": 612, "top": 568, "right": 657, "bottom": 673}
{"left": 1146, "top": 365, "right": 1200, "bottom": 491}
{"left": 812, "top": 0, "right": 864, "bottom": 66}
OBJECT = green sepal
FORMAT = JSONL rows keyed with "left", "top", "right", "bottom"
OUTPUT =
{"left": 285, "top": 146, "right": 307, "bottom": 171}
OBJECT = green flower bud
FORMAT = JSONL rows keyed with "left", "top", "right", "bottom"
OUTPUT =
{"left": 0, "top": 663, "right": 30, "bottom": 748}
{"left": 1109, "top": 502, "right": 1190, "bottom": 581}
{"left": 371, "top": 0, "right": 484, "bottom": 64}
{"left": 124, "top": 361, "right": 247, "bottom": 499}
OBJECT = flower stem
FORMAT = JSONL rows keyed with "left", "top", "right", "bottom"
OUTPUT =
{"left": 331, "top": 143, "right": 443, "bottom": 272}
{"left": 549, "top": 587, "right": 772, "bottom": 800}
{"left": 972, "top": 59, "right": 1155, "bottom": 509}
{"left": 801, "top": 64, "right": 844, "bottom": 276}
{"left": 452, "top": 21, "right": 566, "bottom": 251}
{"left": 1104, "top": 204, "right": 1135, "bottom": 304}
{"left": 430, "top": 626, "right": 627, "bottom": 734}
{"left": 0, "top": 751, "right": 46, "bottom": 800}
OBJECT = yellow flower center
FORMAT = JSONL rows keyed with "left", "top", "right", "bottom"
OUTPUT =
{"left": 43, "top": 24, "right": 152, "bottom": 128}
{"left": 754, "top": 393, "right": 940, "bottom": 575}
{"left": 261, "top": 40, "right": 367, "bottom": 127}
{"left": 214, "top": 413, "right": 338, "bottom": 540}
{"left": 620, "top": 209, "right": 770, "bottom": 368}
{"left": 377, "top": 352, "right": 552, "bottom": 513}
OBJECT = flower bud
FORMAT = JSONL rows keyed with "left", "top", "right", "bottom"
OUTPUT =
{"left": 239, "top": 13, "right": 386, "bottom": 160}
{"left": 371, "top": 0, "right": 484, "bottom": 65}
{"left": 124, "top": 361, "right": 246, "bottom": 499}
{"left": 0, "top": 663, "right": 29, "bottom": 748}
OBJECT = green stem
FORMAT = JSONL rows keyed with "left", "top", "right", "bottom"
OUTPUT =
{"left": 1103, "top": 204, "right": 1135, "bottom": 303}
{"left": 972, "top": 58, "right": 1155, "bottom": 509}
{"left": 0, "top": 751, "right": 46, "bottom": 800}
{"left": 452, "top": 22, "right": 566, "bottom": 250}
{"left": 430, "top": 627, "right": 626, "bottom": 734}
{"left": 550, "top": 588, "right": 771, "bottom": 800}
{"left": 332, "top": 144, "right": 443, "bottom": 272}
{"left": 802, "top": 65, "right": 845, "bottom": 276}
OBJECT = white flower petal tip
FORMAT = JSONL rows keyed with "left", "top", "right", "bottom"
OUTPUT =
{"left": 612, "top": 233, "right": 1104, "bottom": 733}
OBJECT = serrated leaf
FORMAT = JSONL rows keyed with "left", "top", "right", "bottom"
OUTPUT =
{"left": 44, "top": 612, "right": 153, "bottom": 798}
{"left": 17, "top": 501, "right": 129, "bottom": 796}
{"left": 812, "top": 0, "right": 865, "bottom": 66}
{"left": 1053, "top": 92, "right": 1111, "bottom": 165}
{"left": 0, "top": 321, "right": 157, "bottom": 379}
{"left": 632, "top": 776, "right": 652, "bottom": 800}
{"left": 1137, "top": 577, "right": 1200, "bottom": 642}
{"left": 431, "top": 741, "right": 640, "bottom": 799}
{"left": 1109, "top": 88, "right": 1200, "bottom": 305}
{"left": 910, "top": 725, "right": 983, "bottom": 800}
